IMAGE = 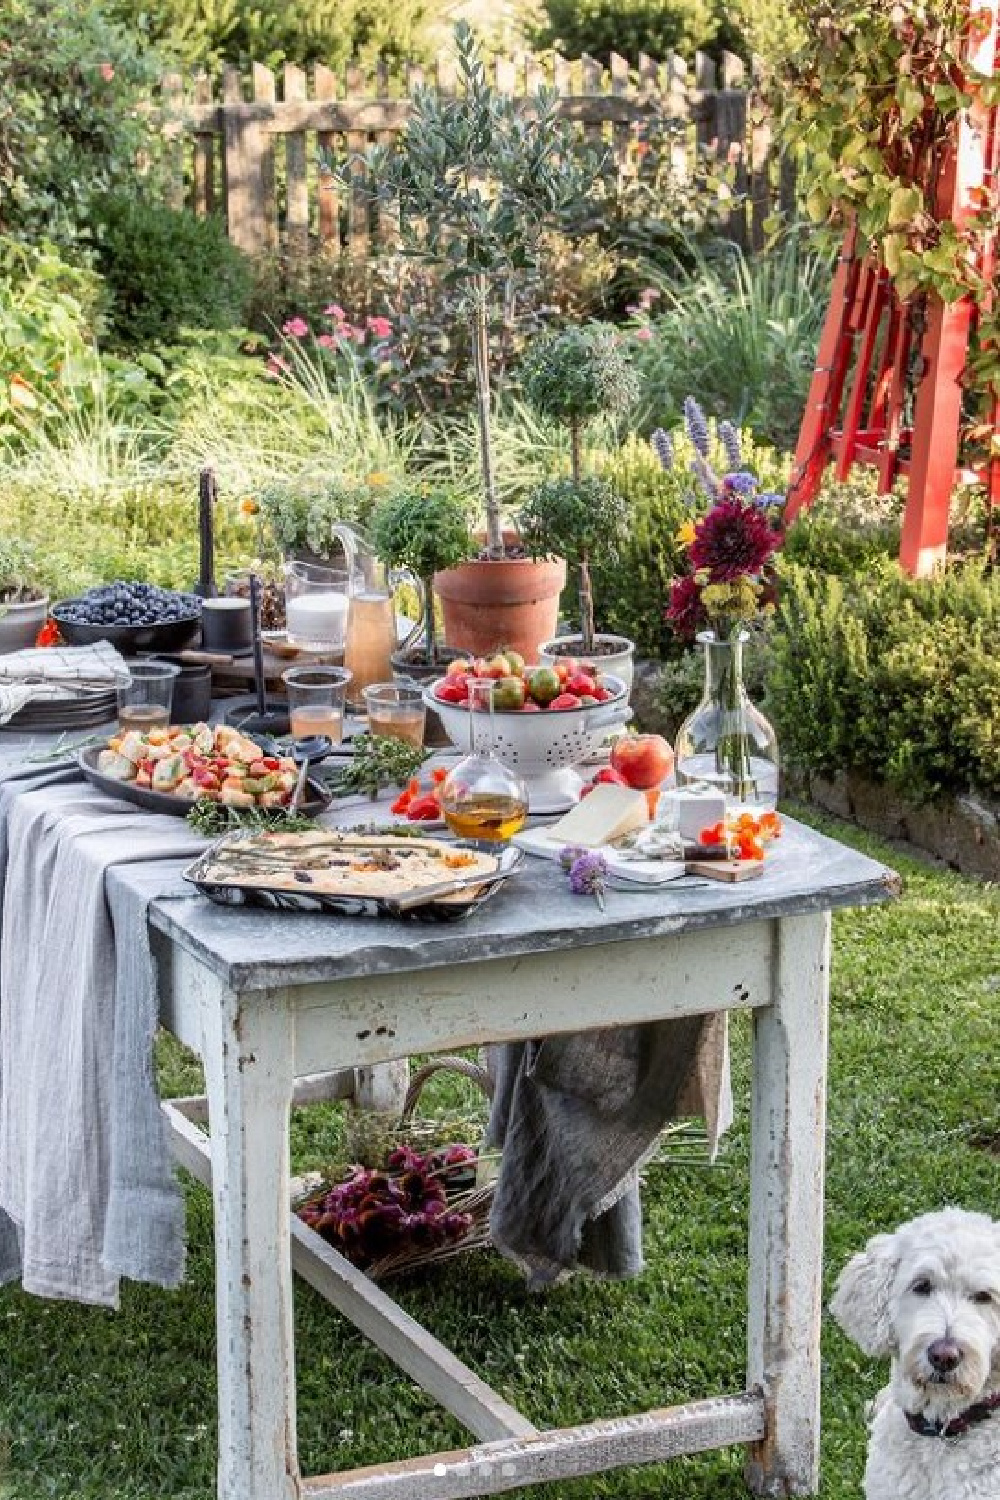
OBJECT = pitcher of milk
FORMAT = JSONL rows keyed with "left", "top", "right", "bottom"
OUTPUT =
{"left": 283, "top": 558, "right": 353, "bottom": 652}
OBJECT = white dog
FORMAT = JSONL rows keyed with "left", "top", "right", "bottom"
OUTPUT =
{"left": 831, "top": 1208, "right": 1000, "bottom": 1500}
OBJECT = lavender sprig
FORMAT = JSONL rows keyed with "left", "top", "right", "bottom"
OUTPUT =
{"left": 683, "top": 396, "right": 710, "bottom": 457}
{"left": 717, "top": 419, "right": 743, "bottom": 470}
{"left": 650, "top": 426, "right": 674, "bottom": 472}
{"left": 691, "top": 450, "right": 721, "bottom": 504}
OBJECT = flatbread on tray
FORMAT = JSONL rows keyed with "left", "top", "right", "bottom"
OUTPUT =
{"left": 194, "top": 830, "right": 500, "bottom": 906}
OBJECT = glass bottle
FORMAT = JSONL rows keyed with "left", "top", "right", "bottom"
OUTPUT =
{"left": 438, "top": 679, "right": 530, "bottom": 842}
{"left": 674, "top": 630, "right": 778, "bottom": 811}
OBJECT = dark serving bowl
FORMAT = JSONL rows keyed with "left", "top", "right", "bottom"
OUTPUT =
{"left": 51, "top": 602, "right": 201, "bottom": 654}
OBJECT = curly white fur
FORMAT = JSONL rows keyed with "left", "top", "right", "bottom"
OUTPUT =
{"left": 830, "top": 1208, "right": 1000, "bottom": 1500}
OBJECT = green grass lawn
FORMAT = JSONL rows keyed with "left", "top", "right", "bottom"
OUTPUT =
{"left": 2, "top": 808, "right": 999, "bottom": 1499}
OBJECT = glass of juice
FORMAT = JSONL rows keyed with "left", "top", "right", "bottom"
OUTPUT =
{"left": 362, "top": 682, "right": 426, "bottom": 748}
{"left": 282, "top": 666, "right": 352, "bottom": 743}
{"left": 116, "top": 660, "right": 181, "bottom": 730}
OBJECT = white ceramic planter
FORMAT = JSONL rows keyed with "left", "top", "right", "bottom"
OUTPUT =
{"left": 0, "top": 595, "right": 48, "bottom": 654}
{"left": 537, "top": 633, "right": 635, "bottom": 694}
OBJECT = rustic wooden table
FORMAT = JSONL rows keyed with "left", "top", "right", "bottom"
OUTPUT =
{"left": 148, "top": 818, "right": 898, "bottom": 1500}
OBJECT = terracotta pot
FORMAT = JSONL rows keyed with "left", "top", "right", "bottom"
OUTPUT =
{"left": 433, "top": 537, "right": 566, "bottom": 662}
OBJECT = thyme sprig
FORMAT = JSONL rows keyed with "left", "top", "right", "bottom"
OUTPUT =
{"left": 320, "top": 733, "right": 428, "bottom": 800}
{"left": 186, "top": 798, "right": 318, "bottom": 839}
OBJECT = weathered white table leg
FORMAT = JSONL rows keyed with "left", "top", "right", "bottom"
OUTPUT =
{"left": 746, "top": 912, "right": 831, "bottom": 1498}
{"left": 199, "top": 973, "right": 301, "bottom": 1500}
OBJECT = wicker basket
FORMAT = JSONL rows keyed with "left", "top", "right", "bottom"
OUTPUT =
{"left": 298, "top": 1055, "right": 496, "bottom": 1283}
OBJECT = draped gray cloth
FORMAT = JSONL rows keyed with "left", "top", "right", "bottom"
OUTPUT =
{"left": 486, "top": 1012, "right": 732, "bottom": 1284}
{"left": 0, "top": 761, "right": 203, "bottom": 1306}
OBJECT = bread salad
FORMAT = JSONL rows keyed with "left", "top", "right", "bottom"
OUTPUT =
{"left": 97, "top": 723, "right": 300, "bottom": 808}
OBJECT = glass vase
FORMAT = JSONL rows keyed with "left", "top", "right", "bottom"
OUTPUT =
{"left": 674, "top": 631, "right": 778, "bottom": 811}
{"left": 438, "top": 679, "right": 529, "bottom": 843}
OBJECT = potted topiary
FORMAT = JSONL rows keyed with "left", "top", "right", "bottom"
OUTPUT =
{"left": 517, "top": 474, "right": 635, "bottom": 689}
{"left": 340, "top": 23, "right": 599, "bottom": 660}
{"left": 369, "top": 484, "right": 475, "bottom": 681}
{"left": 0, "top": 540, "right": 49, "bottom": 654}
{"left": 518, "top": 324, "right": 639, "bottom": 685}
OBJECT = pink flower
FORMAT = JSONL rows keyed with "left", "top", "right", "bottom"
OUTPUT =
{"left": 316, "top": 333, "right": 337, "bottom": 349}
{"left": 367, "top": 315, "right": 393, "bottom": 339}
{"left": 323, "top": 304, "right": 347, "bottom": 321}
{"left": 99, "top": 62, "right": 115, "bottom": 82}
{"left": 634, "top": 326, "right": 653, "bottom": 342}
{"left": 282, "top": 317, "right": 309, "bottom": 338}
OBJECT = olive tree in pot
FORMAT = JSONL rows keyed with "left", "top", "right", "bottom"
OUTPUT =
{"left": 517, "top": 475, "right": 635, "bottom": 689}
{"left": 0, "top": 540, "right": 49, "bottom": 654}
{"left": 369, "top": 484, "right": 474, "bottom": 679}
{"left": 349, "top": 23, "right": 598, "bottom": 660}
{"left": 518, "top": 324, "right": 639, "bottom": 687}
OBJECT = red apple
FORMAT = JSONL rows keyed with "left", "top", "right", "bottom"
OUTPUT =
{"left": 609, "top": 733, "right": 675, "bottom": 789}
{"left": 566, "top": 672, "right": 597, "bottom": 697}
{"left": 549, "top": 692, "right": 582, "bottom": 710}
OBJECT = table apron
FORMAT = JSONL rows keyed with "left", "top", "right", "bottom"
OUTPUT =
{"left": 158, "top": 918, "right": 778, "bottom": 1073}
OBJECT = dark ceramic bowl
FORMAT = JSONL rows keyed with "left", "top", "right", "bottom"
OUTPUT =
{"left": 52, "top": 602, "right": 201, "bottom": 655}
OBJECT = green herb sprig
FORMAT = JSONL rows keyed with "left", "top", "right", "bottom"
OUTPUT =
{"left": 321, "top": 733, "right": 429, "bottom": 800}
{"left": 186, "top": 798, "right": 318, "bottom": 839}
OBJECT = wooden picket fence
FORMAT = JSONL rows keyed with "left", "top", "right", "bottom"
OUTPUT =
{"left": 159, "top": 50, "right": 796, "bottom": 265}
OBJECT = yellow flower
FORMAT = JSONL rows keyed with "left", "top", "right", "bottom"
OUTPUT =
{"left": 367, "top": 471, "right": 390, "bottom": 487}
{"left": 675, "top": 519, "right": 697, "bottom": 549}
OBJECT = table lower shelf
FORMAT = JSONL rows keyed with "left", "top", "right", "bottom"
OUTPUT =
{"left": 164, "top": 1084, "right": 768, "bottom": 1500}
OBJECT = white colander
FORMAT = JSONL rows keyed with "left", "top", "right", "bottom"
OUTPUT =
{"left": 424, "top": 675, "right": 633, "bottom": 809}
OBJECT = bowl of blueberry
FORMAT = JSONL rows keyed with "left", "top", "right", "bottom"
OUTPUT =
{"left": 52, "top": 582, "right": 203, "bottom": 653}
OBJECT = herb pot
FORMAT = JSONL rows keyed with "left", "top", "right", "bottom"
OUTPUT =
{"left": 433, "top": 534, "right": 566, "bottom": 663}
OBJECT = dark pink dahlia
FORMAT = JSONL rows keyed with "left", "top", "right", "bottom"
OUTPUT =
{"left": 665, "top": 574, "right": 709, "bottom": 640}
{"left": 689, "top": 497, "right": 779, "bottom": 582}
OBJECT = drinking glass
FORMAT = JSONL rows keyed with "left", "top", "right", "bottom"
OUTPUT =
{"left": 117, "top": 661, "right": 180, "bottom": 731}
{"left": 363, "top": 682, "right": 426, "bottom": 747}
{"left": 282, "top": 666, "right": 352, "bottom": 743}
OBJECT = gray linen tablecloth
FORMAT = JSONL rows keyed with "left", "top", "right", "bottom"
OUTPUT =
{"left": 0, "top": 741, "right": 732, "bottom": 1303}
{"left": 0, "top": 761, "right": 203, "bottom": 1306}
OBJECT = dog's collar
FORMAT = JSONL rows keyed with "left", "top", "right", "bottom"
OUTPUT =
{"left": 905, "top": 1391, "right": 1000, "bottom": 1439}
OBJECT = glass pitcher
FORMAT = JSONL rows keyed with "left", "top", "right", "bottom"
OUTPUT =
{"left": 335, "top": 525, "right": 425, "bottom": 706}
{"left": 283, "top": 559, "right": 353, "bottom": 652}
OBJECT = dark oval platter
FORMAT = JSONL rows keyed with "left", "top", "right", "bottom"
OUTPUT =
{"left": 77, "top": 745, "right": 332, "bottom": 820}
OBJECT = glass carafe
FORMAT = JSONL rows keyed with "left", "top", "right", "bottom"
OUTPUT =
{"left": 438, "top": 679, "right": 529, "bottom": 843}
{"left": 339, "top": 526, "right": 425, "bottom": 707}
{"left": 674, "top": 630, "right": 778, "bottom": 811}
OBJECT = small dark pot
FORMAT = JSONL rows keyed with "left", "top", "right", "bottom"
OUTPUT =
{"left": 151, "top": 655, "right": 214, "bottom": 725}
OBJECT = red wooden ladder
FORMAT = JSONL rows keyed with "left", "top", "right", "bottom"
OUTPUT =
{"left": 785, "top": 0, "right": 1000, "bottom": 575}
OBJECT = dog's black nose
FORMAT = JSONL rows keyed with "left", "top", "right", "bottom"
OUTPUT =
{"left": 927, "top": 1339, "right": 962, "bottom": 1374}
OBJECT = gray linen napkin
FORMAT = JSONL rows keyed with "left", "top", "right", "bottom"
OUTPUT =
{"left": 487, "top": 1012, "right": 731, "bottom": 1285}
{"left": 0, "top": 776, "right": 203, "bottom": 1306}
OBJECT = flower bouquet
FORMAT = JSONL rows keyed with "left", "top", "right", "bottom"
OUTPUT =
{"left": 653, "top": 400, "right": 785, "bottom": 806}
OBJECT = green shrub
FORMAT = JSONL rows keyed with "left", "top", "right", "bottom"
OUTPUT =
{"left": 105, "top": 0, "right": 439, "bottom": 74}
{"left": 532, "top": 0, "right": 719, "bottom": 62}
{"left": 782, "top": 475, "right": 904, "bottom": 575}
{"left": 0, "top": 0, "right": 165, "bottom": 250}
{"left": 93, "top": 198, "right": 253, "bottom": 348}
{"left": 768, "top": 561, "right": 1000, "bottom": 800}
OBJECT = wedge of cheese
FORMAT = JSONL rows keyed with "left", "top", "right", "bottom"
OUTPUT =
{"left": 545, "top": 783, "right": 649, "bottom": 848}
